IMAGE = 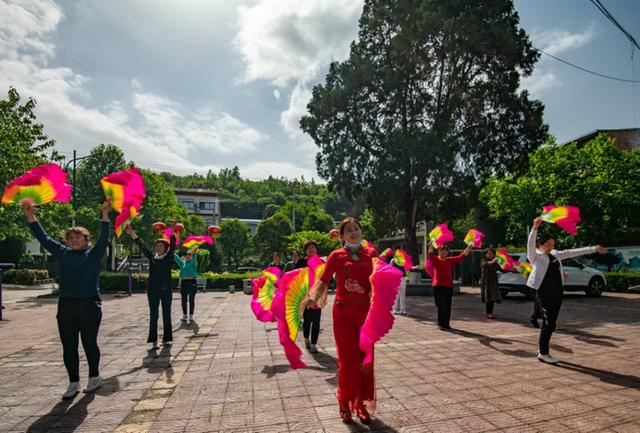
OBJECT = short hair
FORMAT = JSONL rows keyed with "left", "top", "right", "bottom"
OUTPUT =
{"left": 339, "top": 217, "right": 361, "bottom": 235}
{"left": 64, "top": 226, "right": 91, "bottom": 243}
{"left": 537, "top": 230, "right": 556, "bottom": 246}
{"left": 303, "top": 240, "right": 318, "bottom": 254}
{"left": 437, "top": 245, "right": 449, "bottom": 253}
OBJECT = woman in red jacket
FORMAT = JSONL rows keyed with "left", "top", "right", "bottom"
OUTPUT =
{"left": 309, "top": 217, "right": 377, "bottom": 424}
{"left": 427, "top": 243, "right": 472, "bottom": 330}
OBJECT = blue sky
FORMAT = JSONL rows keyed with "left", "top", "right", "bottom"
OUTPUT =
{"left": 1, "top": 0, "right": 638, "bottom": 180}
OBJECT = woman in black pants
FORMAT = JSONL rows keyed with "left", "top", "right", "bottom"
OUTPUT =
{"left": 126, "top": 222, "right": 176, "bottom": 349}
{"left": 480, "top": 248, "right": 507, "bottom": 319}
{"left": 298, "top": 240, "right": 322, "bottom": 353}
{"left": 22, "top": 197, "right": 110, "bottom": 400}
{"left": 527, "top": 217, "right": 606, "bottom": 363}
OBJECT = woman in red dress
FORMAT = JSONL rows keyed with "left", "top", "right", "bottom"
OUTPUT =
{"left": 309, "top": 217, "right": 377, "bottom": 424}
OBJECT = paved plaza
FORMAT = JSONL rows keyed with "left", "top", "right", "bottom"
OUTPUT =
{"left": 1, "top": 286, "right": 639, "bottom": 433}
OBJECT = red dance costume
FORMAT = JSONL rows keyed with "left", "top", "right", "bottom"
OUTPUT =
{"left": 321, "top": 245, "right": 379, "bottom": 413}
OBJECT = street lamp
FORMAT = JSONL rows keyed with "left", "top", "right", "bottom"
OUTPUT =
{"left": 64, "top": 150, "right": 90, "bottom": 226}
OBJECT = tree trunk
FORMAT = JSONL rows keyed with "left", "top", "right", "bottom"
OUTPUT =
{"left": 403, "top": 197, "right": 420, "bottom": 263}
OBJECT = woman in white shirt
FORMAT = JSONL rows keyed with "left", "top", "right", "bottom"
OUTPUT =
{"left": 527, "top": 217, "right": 606, "bottom": 364}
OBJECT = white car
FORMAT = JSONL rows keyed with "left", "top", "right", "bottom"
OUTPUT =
{"left": 497, "top": 253, "right": 607, "bottom": 299}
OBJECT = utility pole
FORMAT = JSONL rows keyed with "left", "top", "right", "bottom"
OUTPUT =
{"left": 64, "top": 150, "right": 90, "bottom": 226}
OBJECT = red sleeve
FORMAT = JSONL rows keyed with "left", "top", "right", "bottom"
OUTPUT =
{"left": 428, "top": 251, "right": 437, "bottom": 262}
{"left": 321, "top": 250, "right": 340, "bottom": 283}
{"left": 447, "top": 253, "right": 466, "bottom": 265}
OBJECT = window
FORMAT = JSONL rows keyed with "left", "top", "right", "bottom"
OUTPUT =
{"left": 562, "top": 258, "right": 582, "bottom": 269}
{"left": 179, "top": 199, "right": 196, "bottom": 211}
{"left": 200, "top": 201, "right": 216, "bottom": 211}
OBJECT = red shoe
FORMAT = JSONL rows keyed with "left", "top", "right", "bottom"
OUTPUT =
{"left": 355, "top": 405, "right": 372, "bottom": 424}
{"left": 339, "top": 404, "right": 352, "bottom": 423}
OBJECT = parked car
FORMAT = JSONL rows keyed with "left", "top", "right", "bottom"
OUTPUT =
{"left": 497, "top": 253, "right": 607, "bottom": 299}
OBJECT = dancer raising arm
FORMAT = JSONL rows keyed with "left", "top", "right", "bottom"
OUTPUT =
{"left": 427, "top": 242, "right": 473, "bottom": 330}
{"left": 174, "top": 245, "right": 198, "bottom": 324}
{"left": 125, "top": 221, "right": 177, "bottom": 349}
{"left": 22, "top": 197, "right": 110, "bottom": 400}
{"left": 528, "top": 217, "right": 606, "bottom": 364}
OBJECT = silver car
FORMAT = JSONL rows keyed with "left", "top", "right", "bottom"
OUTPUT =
{"left": 497, "top": 253, "right": 607, "bottom": 299}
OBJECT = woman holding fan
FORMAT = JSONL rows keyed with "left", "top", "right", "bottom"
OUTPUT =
{"left": 125, "top": 222, "right": 177, "bottom": 349}
{"left": 528, "top": 216, "right": 606, "bottom": 363}
{"left": 175, "top": 245, "right": 198, "bottom": 324}
{"left": 308, "top": 217, "right": 378, "bottom": 424}
{"left": 22, "top": 197, "right": 110, "bottom": 399}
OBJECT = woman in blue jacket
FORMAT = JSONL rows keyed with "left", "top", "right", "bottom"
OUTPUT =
{"left": 22, "top": 197, "right": 110, "bottom": 400}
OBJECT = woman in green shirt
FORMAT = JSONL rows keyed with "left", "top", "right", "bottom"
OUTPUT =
{"left": 175, "top": 245, "right": 198, "bottom": 324}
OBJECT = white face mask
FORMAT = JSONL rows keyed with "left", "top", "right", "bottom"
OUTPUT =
{"left": 344, "top": 240, "right": 361, "bottom": 250}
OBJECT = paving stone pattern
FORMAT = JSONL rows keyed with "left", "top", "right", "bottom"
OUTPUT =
{"left": 1, "top": 288, "right": 639, "bottom": 432}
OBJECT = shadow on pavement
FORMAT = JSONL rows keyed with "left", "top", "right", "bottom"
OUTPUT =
{"left": 449, "top": 327, "right": 573, "bottom": 357}
{"left": 26, "top": 393, "right": 95, "bottom": 433}
{"left": 555, "top": 361, "right": 640, "bottom": 390}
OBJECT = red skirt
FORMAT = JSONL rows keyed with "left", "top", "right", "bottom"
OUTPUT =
{"left": 332, "top": 302, "right": 375, "bottom": 413}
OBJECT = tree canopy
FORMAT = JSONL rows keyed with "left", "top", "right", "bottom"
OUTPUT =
{"left": 301, "top": 0, "right": 547, "bottom": 260}
{"left": 481, "top": 134, "right": 640, "bottom": 247}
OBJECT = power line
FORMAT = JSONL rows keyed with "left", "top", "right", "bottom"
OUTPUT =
{"left": 534, "top": 46, "right": 640, "bottom": 83}
{"left": 588, "top": 0, "right": 640, "bottom": 50}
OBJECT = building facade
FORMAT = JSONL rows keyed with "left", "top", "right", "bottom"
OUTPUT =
{"left": 174, "top": 188, "right": 221, "bottom": 227}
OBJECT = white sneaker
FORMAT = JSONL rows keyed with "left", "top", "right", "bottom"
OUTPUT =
{"left": 537, "top": 353, "right": 558, "bottom": 364}
{"left": 181, "top": 314, "right": 187, "bottom": 321}
{"left": 84, "top": 376, "right": 102, "bottom": 393}
{"left": 392, "top": 310, "right": 397, "bottom": 315}
{"left": 187, "top": 315, "right": 191, "bottom": 325}
{"left": 62, "top": 382, "right": 80, "bottom": 400}
{"left": 400, "top": 310, "right": 407, "bottom": 315}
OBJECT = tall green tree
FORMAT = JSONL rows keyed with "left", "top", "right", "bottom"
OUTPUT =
{"left": 481, "top": 134, "right": 640, "bottom": 247}
{"left": 301, "top": 0, "right": 547, "bottom": 261}
{"left": 74, "top": 144, "right": 127, "bottom": 210}
{"left": 302, "top": 209, "right": 335, "bottom": 232}
{"left": 218, "top": 219, "right": 252, "bottom": 270}
{"left": 0, "top": 88, "right": 69, "bottom": 244}
{"left": 254, "top": 214, "right": 294, "bottom": 261}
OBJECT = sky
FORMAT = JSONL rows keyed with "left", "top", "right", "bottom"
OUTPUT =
{"left": 1, "top": 0, "right": 639, "bottom": 181}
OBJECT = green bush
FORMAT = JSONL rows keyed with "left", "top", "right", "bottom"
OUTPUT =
{"left": 1, "top": 268, "right": 49, "bottom": 285}
{"left": 604, "top": 271, "right": 640, "bottom": 292}
{"left": 99, "top": 271, "right": 261, "bottom": 293}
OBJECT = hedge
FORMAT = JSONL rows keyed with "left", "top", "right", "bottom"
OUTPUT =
{"left": 604, "top": 271, "right": 640, "bottom": 293}
{"left": 99, "top": 271, "right": 261, "bottom": 293}
{"left": 2, "top": 269, "right": 50, "bottom": 285}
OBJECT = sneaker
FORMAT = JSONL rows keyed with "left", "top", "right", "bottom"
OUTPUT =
{"left": 392, "top": 309, "right": 397, "bottom": 315}
{"left": 150, "top": 341, "right": 159, "bottom": 350}
{"left": 162, "top": 340, "right": 172, "bottom": 346}
{"left": 83, "top": 376, "right": 102, "bottom": 393}
{"left": 181, "top": 314, "right": 187, "bottom": 321}
{"left": 309, "top": 344, "right": 318, "bottom": 354}
{"left": 187, "top": 316, "right": 191, "bottom": 325}
{"left": 537, "top": 353, "right": 558, "bottom": 364}
{"left": 304, "top": 338, "right": 311, "bottom": 349}
{"left": 530, "top": 317, "right": 540, "bottom": 328}
{"left": 400, "top": 310, "right": 407, "bottom": 315}
{"left": 62, "top": 382, "right": 80, "bottom": 400}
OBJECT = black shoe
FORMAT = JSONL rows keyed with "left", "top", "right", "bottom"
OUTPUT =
{"left": 438, "top": 325, "right": 452, "bottom": 331}
{"left": 530, "top": 317, "right": 540, "bottom": 328}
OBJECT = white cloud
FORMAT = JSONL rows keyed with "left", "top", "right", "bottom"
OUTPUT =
{"left": 236, "top": 0, "right": 362, "bottom": 146}
{"left": 534, "top": 26, "right": 597, "bottom": 56}
{"left": 242, "top": 161, "right": 317, "bottom": 181}
{"left": 522, "top": 25, "right": 597, "bottom": 96}
{"left": 236, "top": 0, "right": 363, "bottom": 87}
{"left": 0, "top": 0, "right": 265, "bottom": 176}
{"left": 521, "top": 70, "right": 560, "bottom": 96}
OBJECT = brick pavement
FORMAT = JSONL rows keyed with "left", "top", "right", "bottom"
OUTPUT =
{"left": 1, "top": 288, "right": 639, "bottom": 433}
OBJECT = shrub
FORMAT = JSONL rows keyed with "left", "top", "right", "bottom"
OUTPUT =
{"left": 604, "top": 271, "right": 640, "bottom": 292}
{"left": 1, "top": 268, "right": 49, "bottom": 285}
{"left": 98, "top": 271, "right": 262, "bottom": 293}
